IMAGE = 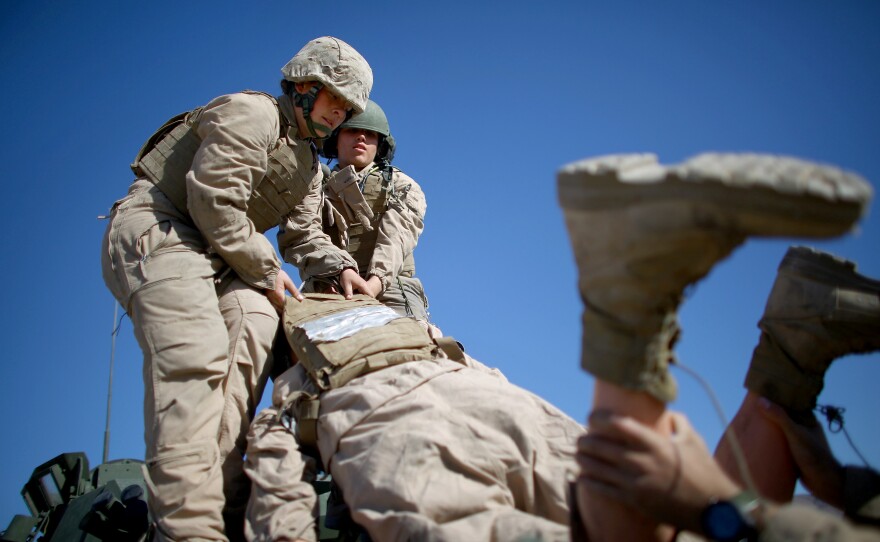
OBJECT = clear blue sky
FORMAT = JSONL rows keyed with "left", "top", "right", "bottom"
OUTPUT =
{"left": 1, "top": 0, "right": 878, "bottom": 523}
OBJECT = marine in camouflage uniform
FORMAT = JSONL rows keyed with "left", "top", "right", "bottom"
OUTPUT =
{"left": 100, "top": 37, "right": 372, "bottom": 542}
{"left": 289, "top": 100, "right": 438, "bottom": 332}
{"left": 244, "top": 294, "right": 582, "bottom": 542}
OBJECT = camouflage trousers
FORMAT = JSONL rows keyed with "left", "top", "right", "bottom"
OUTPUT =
{"left": 101, "top": 180, "right": 277, "bottom": 542}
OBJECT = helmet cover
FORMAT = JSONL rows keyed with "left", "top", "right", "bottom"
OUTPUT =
{"left": 281, "top": 36, "right": 372, "bottom": 114}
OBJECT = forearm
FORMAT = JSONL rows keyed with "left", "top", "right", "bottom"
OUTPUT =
{"left": 195, "top": 217, "right": 282, "bottom": 289}
{"left": 279, "top": 178, "right": 357, "bottom": 278}
{"left": 582, "top": 382, "right": 675, "bottom": 541}
{"left": 714, "top": 392, "right": 797, "bottom": 503}
{"left": 368, "top": 230, "right": 409, "bottom": 288}
{"left": 187, "top": 93, "right": 282, "bottom": 289}
{"left": 368, "top": 175, "right": 425, "bottom": 287}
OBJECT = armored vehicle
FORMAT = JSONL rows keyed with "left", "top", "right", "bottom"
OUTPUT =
{"left": 1, "top": 452, "right": 149, "bottom": 541}
{"left": 1, "top": 452, "right": 362, "bottom": 541}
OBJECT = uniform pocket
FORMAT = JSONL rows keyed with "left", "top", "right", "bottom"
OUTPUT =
{"left": 146, "top": 443, "right": 219, "bottom": 508}
{"left": 137, "top": 220, "right": 173, "bottom": 262}
{"left": 138, "top": 218, "right": 210, "bottom": 260}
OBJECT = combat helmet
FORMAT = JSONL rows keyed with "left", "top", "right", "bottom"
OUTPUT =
{"left": 281, "top": 36, "right": 373, "bottom": 138}
{"left": 322, "top": 99, "right": 396, "bottom": 163}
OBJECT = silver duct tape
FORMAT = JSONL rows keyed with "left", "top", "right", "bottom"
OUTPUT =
{"left": 298, "top": 305, "right": 402, "bottom": 343}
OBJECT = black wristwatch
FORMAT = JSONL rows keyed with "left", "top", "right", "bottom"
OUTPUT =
{"left": 700, "top": 490, "right": 760, "bottom": 541}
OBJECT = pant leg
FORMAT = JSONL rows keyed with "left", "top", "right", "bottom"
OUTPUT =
{"left": 244, "top": 406, "right": 320, "bottom": 542}
{"left": 102, "top": 182, "right": 229, "bottom": 541}
{"left": 133, "top": 276, "right": 230, "bottom": 542}
{"left": 216, "top": 278, "right": 279, "bottom": 541}
{"left": 329, "top": 368, "right": 582, "bottom": 542}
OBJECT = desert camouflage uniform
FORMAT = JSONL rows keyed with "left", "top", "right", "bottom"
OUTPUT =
{"left": 292, "top": 162, "right": 434, "bottom": 326}
{"left": 101, "top": 91, "right": 346, "bottom": 541}
{"left": 245, "top": 297, "right": 581, "bottom": 542}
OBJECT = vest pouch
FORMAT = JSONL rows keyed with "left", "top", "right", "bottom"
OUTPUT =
{"left": 283, "top": 294, "right": 435, "bottom": 391}
{"left": 247, "top": 139, "right": 315, "bottom": 232}
{"left": 326, "top": 165, "right": 374, "bottom": 231}
{"left": 343, "top": 167, "right": 388, "bottom": 271}
{"left": 130, "top": 111, "right": 189, "bottom": 175}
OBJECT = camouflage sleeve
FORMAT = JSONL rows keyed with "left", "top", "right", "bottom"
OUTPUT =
{"left": 277, "top": 173, "right": 358, "bottom": 280}
{"left": 187, "top": 93, "right": 282, "bottom": 290}
{"left": 760, "top": 503, "right": 880, "bottom": 542}
{"left": 368, "top": 170, "right": 426, "bottom": 289}
{"left": 244, "top": 406, "right": 319, "bottom": 542}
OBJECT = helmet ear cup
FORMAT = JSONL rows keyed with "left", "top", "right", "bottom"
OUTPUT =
{"left": 379, "top": 134, "right": 396, "bottom": 163}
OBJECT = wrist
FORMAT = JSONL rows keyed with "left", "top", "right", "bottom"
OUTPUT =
{"left": 367, "top": 268, "right": 388, "bottom": 285}
{"left": 266, "top": 268, "right": 281, "bottom": 291}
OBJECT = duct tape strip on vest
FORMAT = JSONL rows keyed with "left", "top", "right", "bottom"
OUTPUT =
{"left": 298, "top": 305, "right": 403, "bottom": 343}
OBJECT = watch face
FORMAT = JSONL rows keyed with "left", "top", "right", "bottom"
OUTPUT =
{"left": 703, "top": 501, "right": 745, "bottom": 541}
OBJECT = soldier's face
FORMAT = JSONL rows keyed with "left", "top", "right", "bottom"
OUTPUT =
{"left": 337, "top": 128, "right": 379, "bottom": 170}
{"left": 294, "top": 82, "right": 352, "bottom": 138}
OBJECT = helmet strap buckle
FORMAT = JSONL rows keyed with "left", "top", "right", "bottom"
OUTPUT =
{"left": 293, "top": 82, "right": 326, "bottom": 139}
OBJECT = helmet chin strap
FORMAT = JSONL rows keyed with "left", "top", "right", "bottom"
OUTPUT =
{"left": 293, "top": 82, "right": 332, "bottom": 138}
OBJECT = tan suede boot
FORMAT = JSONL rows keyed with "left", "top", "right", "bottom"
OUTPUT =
{"left": 744, "top": 246, "right": 880, "bottom": 416}
{"left": 558, "top": 153, "right": 872, "bottom": 403}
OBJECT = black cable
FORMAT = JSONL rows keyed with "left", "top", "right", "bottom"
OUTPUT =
{"left": 111, "top": 309, "right": 128, "bottom": 337}
{"left": 816, "top": 404, "right": 873, "bottom": 469}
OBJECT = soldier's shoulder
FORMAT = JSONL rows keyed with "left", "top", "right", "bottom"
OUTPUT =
{"left": 391, "top": 167, "right": 421, "bottom": 188}
{"left": 203, "top": 91, "right": 277, "bottom": 115}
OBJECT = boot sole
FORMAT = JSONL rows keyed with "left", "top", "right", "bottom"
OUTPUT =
{"left": 558, "top": 153, "right": 873, "bottom": 238}
{"left": 779, "top": 245, "right": 880, "bottom": 292}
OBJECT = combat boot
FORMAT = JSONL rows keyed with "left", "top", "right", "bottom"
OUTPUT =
{"left": 744, "top": 245, "right": 880, "bottom": 416}
{"left": 558, "top": 153, "right": 872, "bottom": 403}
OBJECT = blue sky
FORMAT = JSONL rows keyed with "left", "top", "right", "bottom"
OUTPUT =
{"left": 1, "top": 0, "right": 879, "bottom": 523}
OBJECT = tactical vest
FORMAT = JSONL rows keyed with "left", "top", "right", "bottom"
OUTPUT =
{"left": 283, "top": 294, "right": 435, "bottom": 392}
{"left": 328, "top": 167, "right": 416, "bottom": 276}
{"left": 130, "top": 91, "right": 316, "bottom": 233}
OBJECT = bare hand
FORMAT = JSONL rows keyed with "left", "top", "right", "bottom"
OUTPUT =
{"left": 339, "top": 268, "right": 370, "bottom": 299}
{"left": 266, "top": 268, "right": 303, "bottom": 313}
{"left": 363, "top": 275, "right": 383, "bottom": 298}
{"left": 577, "top": 410, "right": 740, "bottom": 534}
{"left": 758, "top": 398, "right": 845, "bottom": 509}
